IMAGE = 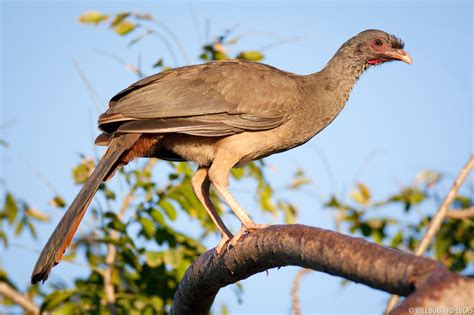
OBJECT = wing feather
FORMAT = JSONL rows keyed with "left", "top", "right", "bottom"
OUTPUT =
{"left": 99, "top": 60, "right": 300, "bottom": 136}
{"left": 115, "top": 113, "right": 287, "bottom": 137}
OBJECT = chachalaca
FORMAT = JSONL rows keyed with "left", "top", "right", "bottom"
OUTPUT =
{"left": 31, "top": 29, "right": 411, "bottom": 283}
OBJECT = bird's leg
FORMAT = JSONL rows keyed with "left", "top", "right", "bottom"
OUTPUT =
{"left": 191, "top": 166, "right": 233, "bottom": 254}
{"left": 208, "top": 155, "right": 269, "bottom": 246}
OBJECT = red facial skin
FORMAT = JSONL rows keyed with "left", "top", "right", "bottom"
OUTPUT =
{"left": 368, "top": 39, "right": 390, "bottom": 65}
{"left": 366, "top": 39, "right": 412, "bottom": 65}
{"left": 368, "top": 58, "right": 389, "bottom": 65}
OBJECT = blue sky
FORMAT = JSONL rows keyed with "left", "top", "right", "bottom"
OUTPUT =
{"left": 1, "top": 1, "right": 472, "bottom": 314}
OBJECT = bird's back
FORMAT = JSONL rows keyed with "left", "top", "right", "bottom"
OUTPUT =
{"left": 98, "top": 60, "right": 302, "bottom": 136}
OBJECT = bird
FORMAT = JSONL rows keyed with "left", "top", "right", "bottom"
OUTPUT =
{"left": 31, "top": 29, "right": 411, "bottom": 284}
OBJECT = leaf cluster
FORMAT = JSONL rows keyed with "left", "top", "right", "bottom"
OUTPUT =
{"left": 1, "top": 10, "right": 301, "bottom": 314}
{"left": 325, "top": 170, "right": 473, "bottom": 273}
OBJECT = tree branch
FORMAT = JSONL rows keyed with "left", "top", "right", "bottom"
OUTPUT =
{"left": 385, "top": 154, "right": 474, "bottom": 313}
{"left": 103, "top": 160, "right": 156, "bottom": 314}
{"left": 414, "top": 155, "right": 473, "bottom": 256}
{"left": 447, "top": 207, "right": 474, "bottom": 220}
{"left": 170, "top": 225, "right": 471, "bottom": 315}
{"left": 291, "top": 268, "right": 311, "bottom": 315}
{"left": 0, "top": 281, "right": 44, "bottom": 315}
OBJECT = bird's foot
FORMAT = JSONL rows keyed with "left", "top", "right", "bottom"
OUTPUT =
{"left": 228, "top": 223, "right": 270, "bottom": 248}
{"left": 215, "top": 233, "right": 233, "bottom": 255}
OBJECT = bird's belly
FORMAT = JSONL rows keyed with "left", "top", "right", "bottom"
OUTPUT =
{"left": 216, "top": 122, "right": 312, "bottom": 166}
{"left": 161, "top": 134, "right": 222, "bottom": 166}
{"left": 160, "top": 118, "right": 314, "bottom": 168}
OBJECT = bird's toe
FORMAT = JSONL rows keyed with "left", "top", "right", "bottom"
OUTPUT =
{"left": 215, "top": 233, "right": 232, "bottom": 255}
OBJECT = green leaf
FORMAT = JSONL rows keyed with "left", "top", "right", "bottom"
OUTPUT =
{"left": 0, "top": 231, "right": 7, "bottom": 247}
{"left": 27, "top": 220, "right": 37, "bottom": 238}
{"left": 78, "top": 11, "right": 108, "bottom": 24}
{"left": 390, "top": 187, "right": 426, "bottom": 211}
{"left": 149, "top": 208, "right": 166, "bottom": 226}
{"left": 145, "top": 251, "right": 163, "bottom": 268}
{"left": 371, "top": 228, "right": 384, "bottom": 244}
{"left": 105, "top": 212, "right": 126, "bottom": 233}
{"left": 152, "top": 58, "right": 163, "bottom": 68}
{"left": 259, "top": 185, "right": 274, "bottom": 212}
{"left": 103, "top": 187, "right": 116, "bottom": 200}
{"left": 163, "top": 248, "right": 183, "bottom": 268}
{"left": 72, "top": 158, "right": 94, "bottom": 184}
{"left": 159, "top": 199, "right": 177, "bottom": 221}
{"left": 452, "top": 195, "right": 472, "bottom": 209}
{"left": 139, "top": 216, "right": 156, "bottom": 239}
{"left": 213, "top": 51, "right": 228, "bottom": 60}
{"left": 236, "top": 51, "right": 264, "bottom": 61}
{"left": 325, "top": 195, "right": 342, "bottom": 209}
{"left": 113, "top": 21, "right": 136, "bottom": 36}
{"left": 280, "top": 202, "right": 298, "bottom": 224}
{"left": 121, "top": 247, "right": 141, "bottom": 271}
{"left": 289, "top": 177, "right": 311, "bottom": 190}
{"left": 40, "top": 289, "right": 76, "bottom": 312}
{"left": 391, "top": 231, "right": 404, "bottom": 247}
{"left": 49, "top": 195, "right": 66, "bottom": 208}
{"left": 4, "top": 193, "right": 18, "bottom": 224}
{"left": 14, "top": 218, "right": 25, "bottom": 235}
{"left": 231, "top": 167, "right": 245, "bottom": 179}
{"left": 359, "top": 223, "right": 372, "bottom": 237}
{"left": 351, "top": 183, "right": 371, "bottom": 206}
{"left": 111, "top": 12, "right": 130, "bottom": 27}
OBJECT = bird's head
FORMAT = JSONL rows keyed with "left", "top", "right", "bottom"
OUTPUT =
{"left": 351, "top": 29, "right": 412, "bottom": 66}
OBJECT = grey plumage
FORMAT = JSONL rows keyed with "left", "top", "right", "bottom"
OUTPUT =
{"left": 98, "top": 60, "right": 297, "bottom": 136}
{"left": 32, "top": 29, "right": 411, "bottom": 284}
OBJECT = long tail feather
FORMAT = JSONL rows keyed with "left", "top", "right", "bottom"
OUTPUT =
{"left": 31, "top": 134, "right": 140, "bottom": 284}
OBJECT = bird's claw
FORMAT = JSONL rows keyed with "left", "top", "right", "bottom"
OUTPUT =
{"left": 215, "top": 233, "right": 233, "bottom": 255}
{"left": 228, "top": 223, "right": 270, "bottom": 249}
{"left": 245, "top": 223, "right": 271, "bottom": 231}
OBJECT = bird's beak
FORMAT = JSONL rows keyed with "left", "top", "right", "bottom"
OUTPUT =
{"left": 386, "top": 49, "right": 412, "bottom": 64}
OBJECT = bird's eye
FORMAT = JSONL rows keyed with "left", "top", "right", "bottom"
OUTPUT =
{"left": 375, "top": 39, "right": 383, "bottom": 46}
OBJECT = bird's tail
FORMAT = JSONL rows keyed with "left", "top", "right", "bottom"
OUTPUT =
{"left": 31, "top": 134, "right": 140, "bottom": 284}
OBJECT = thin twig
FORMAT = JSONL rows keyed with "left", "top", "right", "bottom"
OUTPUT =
{"left": 154, "top": 20, "right": 190, "bottom": 64}
{"left": 351, "top": 149, "right": 386, "bottom": 186}
{"left": 73, "top": 60, "right": 104, "bottom": 114}
{"left": 258, "top": 36, "right": 305, "bottom": 52}
{"left": 18, "top": 155, "right": 60, "bottom": 198}
{"left": 103, "top": 243, "right": 117, "bottom": 315}
{"left": 291, "top": 268, "right": 312, "bottom": 315}
{"left": 446, "top": 207, "right": 474, "bottom": 219}
{"left": 95, "top": 50, "right": 144, "bottom": 78}
{"left": 308, "top": 144, "right": 337, "bottom": 195}
{"left": 0, "top": 282, "right": 44, "bottom": 315}
{"left": 187, "top": 2, "right": 203, "bottom": 44}
{"left": 103, "top": 159, "right": 156, "bottom": 314}
{"left": 103, "top": 180, "right": 136, "bottom": 315}
{"left": 148, "top": 29, "right": 179, "bottom": 67}
{"left": 384, "top": 155, "right": 474, "bottom": 313}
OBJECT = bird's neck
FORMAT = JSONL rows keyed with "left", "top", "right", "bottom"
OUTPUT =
{"left": 298, "top": 48, "right": 369, "bottom": 139}
{"left": 318, "top": 47, "right": 369, "bottom": 106}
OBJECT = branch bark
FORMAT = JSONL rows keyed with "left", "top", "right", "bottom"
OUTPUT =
{"left": 169, "top": 225, "right": 472, "bottom": 315}
{"left": 0, "top": 281, "right": 44, "bottom": 315}
{"left": 447, "top": 207, "right": 474, "bottom": 219}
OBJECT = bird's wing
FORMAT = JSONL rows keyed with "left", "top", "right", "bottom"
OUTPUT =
{"left": 98, "top": 60, "right": 300, "bottom": 136}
